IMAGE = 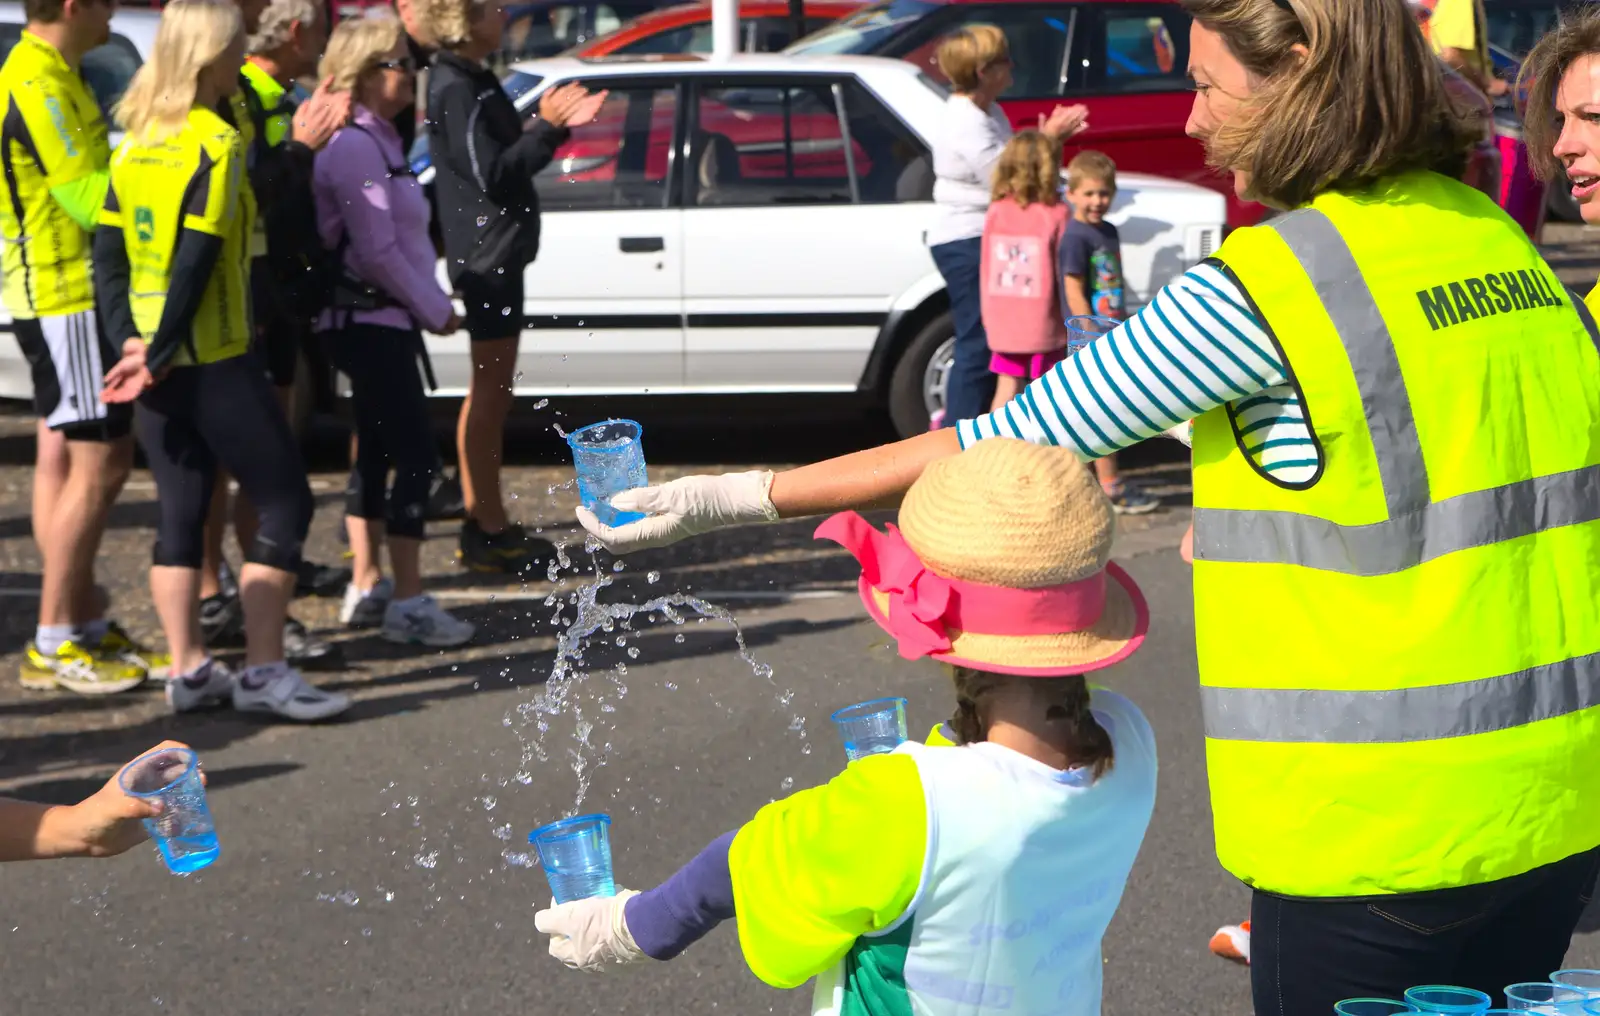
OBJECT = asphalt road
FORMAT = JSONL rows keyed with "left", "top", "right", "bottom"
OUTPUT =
{"left": 2, "top": 225, "right": 1600, "bottom": 1015}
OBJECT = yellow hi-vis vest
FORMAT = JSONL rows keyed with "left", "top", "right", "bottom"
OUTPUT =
{"left": 1193, "top": 169, "right": 1600, "bottom": 898}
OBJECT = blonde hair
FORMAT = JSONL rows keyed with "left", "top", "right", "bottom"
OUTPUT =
{"left": 319, "top": 9, "right": 404, "bottom": 94}
{"left": 1520, "top": 8, "right": 1600, "bottom": 183}
{"left": 116, "top": 0, "right": 243, "bottom": 142}
{"left": 1180, "top": 0, "right": 1480, "bottom": 209}
{"left": 416, "top": 0, "right": 485, "bottom": 50}
{"left": 990, "top": 130, "right": 1060, "bottom": 207}
{"left": 936, "top": 23, "right": 1007, "bottom": 93}
{"left": 1066, "top": 150, "right": 1116, "bottom": 192}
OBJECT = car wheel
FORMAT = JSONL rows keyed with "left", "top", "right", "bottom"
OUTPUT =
{"left": 887, "top": 311, "right": 954, "bottom": 439}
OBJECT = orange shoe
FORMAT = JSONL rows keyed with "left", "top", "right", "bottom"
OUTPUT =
{"left": 1209, "top": 920, "right": 1251, "bottom": 966}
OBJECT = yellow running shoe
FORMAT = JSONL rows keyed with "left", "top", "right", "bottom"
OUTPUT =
{"left": 99, "top": 622, "right": 171, "bottom": 681}
{"left": 21, "top": 640, "right": 146, "bottom": 695}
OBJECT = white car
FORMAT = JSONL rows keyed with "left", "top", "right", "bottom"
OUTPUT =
{"left": 0, "top": 5, "right": 158, "bottom": 401}
{"left": 409, "top": 53, "right": 1224, "bottom": 436}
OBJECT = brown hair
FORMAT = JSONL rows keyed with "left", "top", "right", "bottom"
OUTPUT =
{"left": 936, "top": 24, "right": 1008, "bottom": 93}
{"left": 990, "top": 130, "right": 1061, "bottom": 207}
{"left": 946, "top": 665, "right": 1115, "bottom": 778}
{"left": 23, "top": 0, "right": 67, "bottom": 23}
{"left": 1180, "top": 0, "right": 1480, "bottom": 208}
{"left": 1066, "top": 150, "right": 1117, "bottom": 192}
{"left": 1519, "top": 8, "right": 1600, "bottom": 183}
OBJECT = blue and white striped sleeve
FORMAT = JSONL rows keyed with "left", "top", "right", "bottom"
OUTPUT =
{"left": 957, "top": 262, "right": 1288, "bottom": 458}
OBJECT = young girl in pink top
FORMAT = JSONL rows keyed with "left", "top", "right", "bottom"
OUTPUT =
{"left": 979, "top": 131, "right": 1071, "bottom": 412}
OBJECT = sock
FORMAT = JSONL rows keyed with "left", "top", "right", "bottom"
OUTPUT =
{"left": 36, "top": 624, "right": 78, "bottom": 655}
{"left": 239, "top": 660, "right": 288, "bottom": 691}
{"left": 180, "top": 658, "right": 217, "bottom": 688}
{"left": 82, "top": 619, "right": 109, "bottom": 644}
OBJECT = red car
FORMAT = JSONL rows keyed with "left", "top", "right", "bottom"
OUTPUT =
{"left": 788, "top": 0, "right": 1266, "bottom": 227}
{"left": 575, "top": 0, "right": 868, "bottom": 55}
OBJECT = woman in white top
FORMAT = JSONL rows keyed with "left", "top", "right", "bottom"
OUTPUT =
{"left": 928, "top": 24, "right": 1086, "bottom": 427}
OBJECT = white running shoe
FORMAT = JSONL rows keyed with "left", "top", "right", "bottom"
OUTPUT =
{"left": 232, "top": 663, "right": 351, "bottom": 721}
{"left": 382, "top": 595, "right": 474, "bottom": 647}
{"left": 166, "top": 658, "right": 234, "bottom": 713}
{"left": 339, "top": 577, "right": 394, "bottom": 629}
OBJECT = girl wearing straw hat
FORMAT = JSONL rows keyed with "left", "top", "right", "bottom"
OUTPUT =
{"left": 580, "top": 0, "right": 1600, "bottom": 1010}
{"left": 536, "top": 440, "right": 1158, "bottom": 1016}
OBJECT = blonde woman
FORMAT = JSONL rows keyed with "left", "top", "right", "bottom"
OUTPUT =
{"left": 421, "top": 0, "right": 604, "bottom": 575}
{"left": 586, "top": 0, "right": 1600, "bottom": 1009}
{"left": 312, "top": 11, "right": 472, "bottom": 647}
{"left": 928, "top": 24, "right": 1086, "bottom": 429}
{"left": 93, "top": 0, "right": 349, "bottom": 723}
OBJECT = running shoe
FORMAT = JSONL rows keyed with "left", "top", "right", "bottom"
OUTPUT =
{"left": 166, "top": 658, "right": 234, "bottom": 713}
{"left": 339, "top": 577, "right": 394, "bottom": 629}
{"left": 284, "top": 617, "right": 342, "bottom": 669}
{"left": 296, "top": 559, "right": 352, "bottom": 599}
{"left": 202, "top": 594, "right": 341, "bottom": 668}
{"left": 100, "top": 622, "right": 171, "bottom": 681}
{"left": 1105, "top": 481, "right": 1161, "bottom": 516}
{"left": 1209, "top": 920, "right": 1251, "bottom": 966}
{"left": 457, "top": 519, "right": 552, "bottom": 576}
{"left": 232, "top": 663, "right": 351, "bottom": 721}
{"left": 20, "top": 640, "right": 146, "bottom": 695}
{"left": 382, "top": 595, "right": 474, "bottom": 647}
{"left": 427, "top": 469, "right": 466, "bottom": 520}
{"left": 199, "top": 592, "right": 245, "bottom": 645}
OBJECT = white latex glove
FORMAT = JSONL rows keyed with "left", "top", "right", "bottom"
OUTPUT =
{"left": 576, "top": 470, "right": 780, "bottom": 554}
{"left": 534, "top": 889, "right": 647, "bottom": 971}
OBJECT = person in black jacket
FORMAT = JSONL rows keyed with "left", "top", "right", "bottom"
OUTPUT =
{"left": 420, "top": 0, "right": 603, "bottom": 574}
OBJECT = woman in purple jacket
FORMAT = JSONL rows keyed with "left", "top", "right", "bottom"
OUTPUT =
{"left": 311, "top": 10, "right": 473, "bottom": 648}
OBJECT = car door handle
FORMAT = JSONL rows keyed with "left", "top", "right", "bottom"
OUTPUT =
{"left": 619, "top": 236, "right": 665, "bottom": 253}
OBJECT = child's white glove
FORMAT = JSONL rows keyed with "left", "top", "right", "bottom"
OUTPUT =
{"left": 575, "top": 471, "right": 780, "bottom": 554}
{"left": 534, "top": 889, "right": 649, "bottom": 971}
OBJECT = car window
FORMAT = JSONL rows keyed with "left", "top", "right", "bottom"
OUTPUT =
{"left": 1078, "top": 6, "right": 1189, "bottom": 95}
{"left": 891, "top": 6, "right": 1074, "bottom": 99}
{"left": 614, "top": 22, "right": 713, "bottom": 54}
{"left": 838, "top": 79, "right": 933, "bottom": 203}
{"left": 535, "top": 84, "right": 677, "bottom": 211}
{"left": 690, "top": 81, "right": 853, "bottom": 206}
{"left": 786, "top": 0, "right": 938, "bottom": 55}
{"left": 747, "top": 15, "right": 837, "bottom": 51}
{"left": 1481, "top": 0, "right": 1565, "bottom": 57}
{"left": 0, "top": 27, "right": 143, "bottom": 116}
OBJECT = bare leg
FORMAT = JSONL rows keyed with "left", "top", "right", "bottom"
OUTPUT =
{"left": 238, "top": 562, "right": 294, "bottom": 668}
{"left": 458, "top": 336, "right": 518, "bottom": 532}
{"left": 1094, "top": 454, "right": 1122, "bottom": 490}
{"left": 990, "top": 374, "right": 1023, "bottom": 412}
{"left": 38, "top": 437, "right": 133, "bottom": 628}
{"left": 31, "top": 420, "right": 67, "bottom": 555}
{"left": 346, "top": 515, "right": 384, "bottom": 592}
{"left": 389, "top": 536, "right": 423, "bottom": 601}
{"left": 150, "top": 566, "right": 206, "bottom": 676}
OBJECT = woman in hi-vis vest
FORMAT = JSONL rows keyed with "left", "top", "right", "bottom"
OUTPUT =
{"left": 581, "top": 0, "right": 1600, "bottom": 1010}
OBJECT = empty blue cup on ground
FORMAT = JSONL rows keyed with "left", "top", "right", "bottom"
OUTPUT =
{"left": 1504, "top": 983, "right": 1589, "bottom": 1012}
{"left": 1552, "top": 971, "right": 1600, "bottom": 998}
{"left": 567, "top": 419, "right": 647, "bottom": 527}
{"left": 529, "top": 813, "right": 615, "bottom": 904}
{"left": 831, "top": 697, "right": 909, "bottom": 762}
{"left": 117, "top": 746, "right": 218, "bottom": 875}
{"left": 1334, "top": 1000, "right": 1419, "bottom": 1015}
{"left": 1065, "top": 314, "right": 1119, "bottom": 356}
{"left": 1405, "top": 986, "right": 1492, "bottom": 1014}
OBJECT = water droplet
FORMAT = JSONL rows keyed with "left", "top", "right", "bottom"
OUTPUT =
{"left": 664, "top": 681, "right": 678, "bottom": 691}
{"left": 475, "top": 214, "right": 489, "bottom": 226}
{"left": 415, "top": 851, "right": 439, "bottom": 869}
{"left": 626, "top": 646, "right": 639, "bottom": 658}
{"left": 612, "top": 561, "right": 625, "bottom": 573}
{"left": 501, "top": 307, "right": 511, "bottom": 316}
{"left": 646, "top": 570, "right": 660, "bottom": 583}
{"left": 674, "top": 633, "right": 685, "bottom": 643}
{"left": 362, "top": 178, "right": 374, "bottom": 187}
{"left": 533, "top": 398, "right": 550, "bottom": 409}
{"left": 780, "top": 776, "right": 794, "bottom": 791}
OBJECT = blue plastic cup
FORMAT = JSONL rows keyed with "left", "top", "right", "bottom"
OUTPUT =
{"left": 1065, "top": 314, "right": 1119, "bottom": 355}
{"left": 831, "top": 697, "right": 908, "bottom": 762}
{"left": 529, "top": 813, "right": 616, "bottom": 904}
{"left": 1405, "top": 986, "right": 1492, "bottom": 1014}
{"left": 117, "top": 746, "right": 219, "bottom": 875}
{"left": 1552, "top": 972, "right": 1600, "bottom": 998}
{"left": 1504, "top": 983, "right": 1589, "bottom": 1012}
{"left": 1334, "top": 1000, "right": 1419, "bottom": 1015}
{"left": 1583, "top": 1001, "right": 1600, "bottom": 1015}
{"left": 566, "top": 419, "right": 647, "bottom": 527}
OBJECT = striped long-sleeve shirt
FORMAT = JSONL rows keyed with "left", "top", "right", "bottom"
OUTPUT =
{"left": 956, "top": 261, "right": 1320, "bottom": 483}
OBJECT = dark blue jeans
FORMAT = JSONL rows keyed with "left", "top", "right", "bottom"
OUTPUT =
{"left": 930, "top": 236, "right": 994, "bottom": 425}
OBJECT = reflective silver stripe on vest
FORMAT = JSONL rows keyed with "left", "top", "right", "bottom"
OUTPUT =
{"left": 1195, "top": 210, "right": 1600, "bottom": 577}
{"left": 1202, "top": 650, "right": 1600, "bottom": 743}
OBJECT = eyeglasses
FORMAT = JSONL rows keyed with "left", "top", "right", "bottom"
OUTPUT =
{"left": 374, "top": 58, "right": 416, "bottom": 73}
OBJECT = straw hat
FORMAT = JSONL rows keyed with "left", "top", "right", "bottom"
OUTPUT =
{"left": 816, "top": 439, "right": 1148, "bottom": 676}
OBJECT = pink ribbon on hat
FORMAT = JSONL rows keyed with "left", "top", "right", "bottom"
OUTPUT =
{"left": 814, "top": 512, "right": 1108, "bottom": 661}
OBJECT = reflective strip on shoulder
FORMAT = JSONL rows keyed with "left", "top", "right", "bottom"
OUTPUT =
{"left": 1202, "top": 649, "right": 1600, "bottom": 742}
{"left": 1195, "top": 210, "right": 1600, "bottom": 576}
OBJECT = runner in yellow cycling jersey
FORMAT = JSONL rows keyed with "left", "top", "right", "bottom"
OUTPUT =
{"left": 0, "top": 0, "right": 163, "bottom": 694}
{"left": 93, "top": 0, "right": 349, "bottom": 723}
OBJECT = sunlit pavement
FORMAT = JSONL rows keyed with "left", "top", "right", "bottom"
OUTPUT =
{"left": 2, "top": 226, "right": 1598, "bottom": 1014}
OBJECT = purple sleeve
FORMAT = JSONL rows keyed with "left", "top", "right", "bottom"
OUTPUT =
{"left": 623, "top": 830, "right": 736, "bottom": 961}
{"left": 321, "top": 131, "right": 455, "bottom": 331}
